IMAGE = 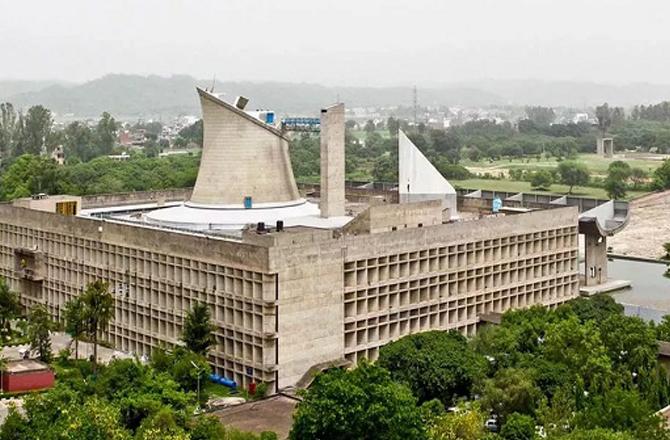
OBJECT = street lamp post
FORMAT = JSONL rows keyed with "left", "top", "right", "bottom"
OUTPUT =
{"left": 190, "top": 361, "right": 204, "bottom": 414}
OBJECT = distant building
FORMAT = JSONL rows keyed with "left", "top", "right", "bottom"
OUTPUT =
{"left": 51, "top": 145, "right": 65, "bottom": 165}
{"left": 108, "top": 152, "right": 131, "bottom": 161}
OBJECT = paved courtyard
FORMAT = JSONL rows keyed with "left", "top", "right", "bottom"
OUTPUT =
{"left": 1, "top": 332, "right": 132, "bottom": 363}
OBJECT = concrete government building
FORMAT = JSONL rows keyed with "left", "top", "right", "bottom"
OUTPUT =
{"left": 0, "top": 88, "right": 629, "bottom": 392}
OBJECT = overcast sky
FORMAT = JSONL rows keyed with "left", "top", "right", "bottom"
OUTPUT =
{"left": 1, "top": 0, "right": 669, "bottom": 85}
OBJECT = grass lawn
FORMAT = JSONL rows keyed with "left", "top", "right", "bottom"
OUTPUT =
{"left": 203, "top": 381, "right": 232, "bottom": 398}
{"left": 462, "top": 153, "right": 666, "bottom": 177}
{"left": 451, "top": 178, "right": 648, "bottom": 200}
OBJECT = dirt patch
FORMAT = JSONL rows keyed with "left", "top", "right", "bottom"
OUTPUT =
{"left": 609, "top": 190, "right": 670, "bottom": 259}
{"left": 213, "top": 395, "right": 299, "bottom": 439}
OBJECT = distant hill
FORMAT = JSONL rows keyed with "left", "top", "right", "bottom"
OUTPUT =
{"left": 4, "top": 74, "right": 670, "bottom": 118}
{"left": 3, "top": 75, "right": 204, "bottom": 118}
{"left": 455, "top": 79, "right": 670, "bottom": 108}
{"left": 1, "top": 74, "right": 503, "bottom": 118}
{"left": 0, "top": 80, "right": 72, "bottom": 102}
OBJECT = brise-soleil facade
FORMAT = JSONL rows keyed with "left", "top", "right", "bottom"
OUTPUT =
{"left": 0, "top": 198, "right": 579, "bottom": 391}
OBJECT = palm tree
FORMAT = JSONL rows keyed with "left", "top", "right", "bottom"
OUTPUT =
{"left": 81, "top": 280, "right": 114, "bottom": 373}
{"left": 64, "top": 297, "right": 86, "bottom": 360}
{"left": 181, "top": 302, "right": 215, "bottom": 356}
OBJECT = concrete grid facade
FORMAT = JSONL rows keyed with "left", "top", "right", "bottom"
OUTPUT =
{"left": 339, "top": 208, "right": 578, "bottom": 364}
{"left": 0, "top": 201, "right": 580, "bottom": 391}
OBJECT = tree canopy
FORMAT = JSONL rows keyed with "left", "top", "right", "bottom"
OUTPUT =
{"left": 290, "top": 361, "right": 427, "bottom": 440}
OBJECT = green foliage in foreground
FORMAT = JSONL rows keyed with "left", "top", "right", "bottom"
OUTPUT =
{"left": 378, "top": 330, "right": 486, "bottom": 406}
{"left": 0, "top": 357, "right": 271, "bottom": 440}
{"left": 294, "top": 295, "right": 670, "bottom": 440}
{"left": 290, "top": 361, "right": 427, "bottom": 440}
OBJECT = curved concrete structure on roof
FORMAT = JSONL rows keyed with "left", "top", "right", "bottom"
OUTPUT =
{"left": 578, "top": 200, "right": 630, "bottom": 237}
{"left": 143, "top": 88, "right": 352, "bottom": 232}
{"left": 190, "top": 87, "right": 301, "bottom": 207}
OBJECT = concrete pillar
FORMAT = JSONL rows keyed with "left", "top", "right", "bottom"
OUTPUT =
{"left": 584, "top": 232, "right": 607, "bottom": 286}
{"left": 597, "top": 137, "right": 614, "bottom": 158}
{"left": 320, "top": 103, "right": 345, "bottom": 217}
{"left": 604, "top": 138, "right": 613, "bottom": 158}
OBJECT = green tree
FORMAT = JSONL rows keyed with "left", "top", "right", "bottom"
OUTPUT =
{"left": 135, "top": 408, "right": 189, "bottom": 440}
{"left": 290, "top": 361, "right": 427, "bottom": 440}
{"left": 653, "top": 159, "right": 670, "bottom": 190}
{"left": 0, "top": 355, "right": 6, "bottom": 394}
{"left": 189, "top": 415, "right": 227, "bottom": 440}
{"left": 557, "top": 161, "right": 590, "bottom": 194}
{"left": 177, "top": 119, "right": 203, "bottom": 148}
{"left": 81, "top": 280, "right": 114, "bottom": 372}
{"left": 543, "top": 315, "right": 612, "bottom": 395}
{"left": 557, "top": 294, "right": 623, "bottom": 324}
{"left": 427, "top": 405, "right": 487, "bottom": 440}
{"left": 0, "top": 405, "right": 28, "bottom": 439}
{"left": 558, "top": 428, "right": 635, "bottom": 440}
{"left": 608, "top": 161, "right": 632, "bottom": 181}
{"left": 27, "top": 304, "right": 54, "bottom": 363}
{"left": 20, "top": 105, "right": 53, "bottom": 155}
{"left": 530, "top": 170, "right": 553, "bottom": 191}
{"left": 629, "top": 167, "right": 648, "bottom": 189}
{"left": 387, "top": 117, "right": 400, "bottom": 136}
{"left": 604, "top": 176, "right": 627, "bottom": 199}
{"left": 0, "top": 277, "right": 21, "bottom": 338}
{"left": 60, "top": 397, "right": 132, "bottom": 440}
{"left": 364, "top": 120, "right": 376, "bottom": 133}
{"left": 657, "top": 315, "right": 670, "bottom": 342}
{"left": 430, "top": 129, "right": 461, "bottom": 164}
{"left": 499, "top": 413, "right": 536, "bottom": 440}
{"left": 0, "top": 103, "right": 18, "bottom": 161}
{"left": 525, "top": 106, "right": 556, "bottom": 126}
{"left": 0, "top": 154, "right": 61, "bottom": 201}
{"left": 64, "top": 296, "right": 86, "bottom": 359}
{"left": 95, "top": 112, "right": 118, "bottom": 155}
{"left": 63, "top": 121, "right": 95, "bottom": 161}
{"left": 372, "top": 154, "right": 397, "bottom": 182}
{"left": 152, "top": 346, "right": 211, "bottom": 392}
{"left": 378, "top": 330, "right": 485, "bottom": 406}
{"left": 181, "top": 302, "right": 215, "bottom": 356}
{"left": 481, "top": 368, "right": 544, "bottom": 422}
{"left": 596, "top": 103, "right": 613, "bottom": 136}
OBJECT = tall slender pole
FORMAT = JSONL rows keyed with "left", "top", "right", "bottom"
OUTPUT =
{"left": 191, "top": 360, "right": 202, "bottom": 413}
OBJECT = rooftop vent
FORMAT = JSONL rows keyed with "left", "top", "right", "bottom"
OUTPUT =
{"left": 234, "top": 96, "right": 249, "bottom": 110}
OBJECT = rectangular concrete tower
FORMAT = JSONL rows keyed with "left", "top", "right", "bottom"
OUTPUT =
{"left": 320, "top": 103, "right": 345, "bottom": 217}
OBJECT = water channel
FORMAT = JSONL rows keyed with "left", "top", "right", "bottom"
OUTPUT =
{"left": 607, "top": 258, "right": 670, "bottom": 322}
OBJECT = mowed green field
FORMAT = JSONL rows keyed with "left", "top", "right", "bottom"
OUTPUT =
{"left": 462, "top": 153, "right": 667, "bottom": 178}
{"left": 451, "top": 178, "right": 647, "bottom": 200}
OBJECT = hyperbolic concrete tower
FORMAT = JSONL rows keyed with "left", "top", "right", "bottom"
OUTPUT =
{"left": 190, "top": 87, "right": 301, "bottom": 207}
{"left": 143, "top": 88, "right": 355, "bottom": 231}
